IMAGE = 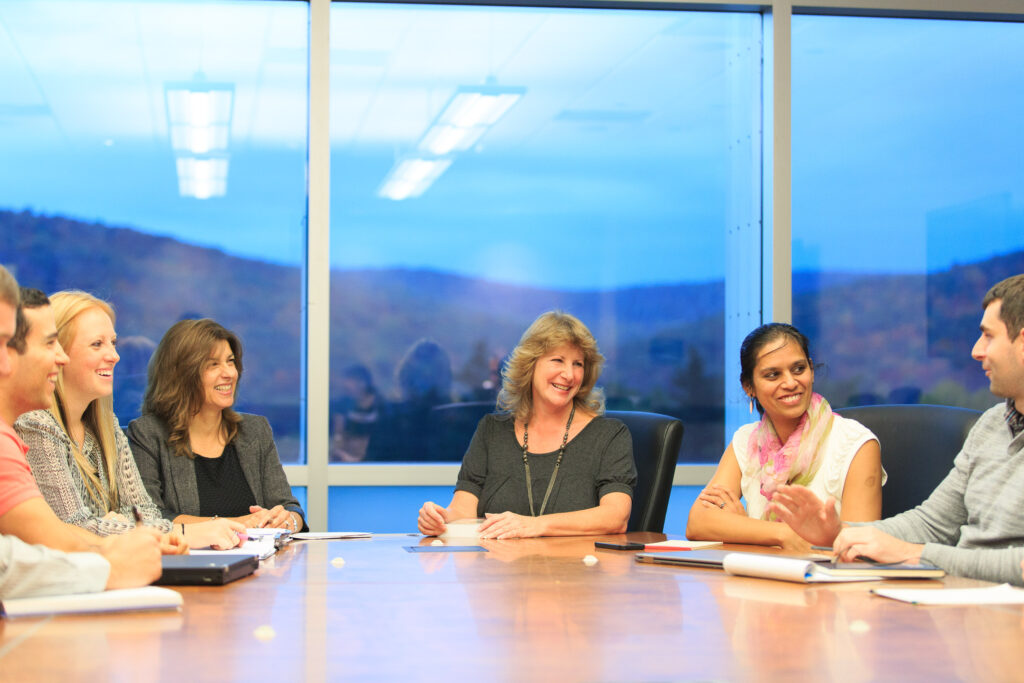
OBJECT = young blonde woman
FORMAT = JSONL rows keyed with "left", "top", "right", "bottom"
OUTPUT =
{"left": 15, "top": 291, "right": 244, "bottom": 550}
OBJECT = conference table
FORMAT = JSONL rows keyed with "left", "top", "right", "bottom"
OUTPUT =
{"left": 1, "top": 532, "right": 1022, "bottom": 681}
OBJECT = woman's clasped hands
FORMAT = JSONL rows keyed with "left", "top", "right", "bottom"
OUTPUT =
{"left": 478, "top": 511, "right": 543, "bottom": 540}
{"left": 243, "top": 504, "right": 298, "bottom": 530}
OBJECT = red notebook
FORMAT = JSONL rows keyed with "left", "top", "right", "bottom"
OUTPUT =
{"left": 644, "top": 540, "right": 723, "bottom": 551}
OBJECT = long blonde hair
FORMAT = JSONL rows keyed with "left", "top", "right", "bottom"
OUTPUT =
{"left": 48, "top": 291, "right": 121, "bottom": 511}
{"left": 497, "top": 310, "right": 605, "bottom": 423}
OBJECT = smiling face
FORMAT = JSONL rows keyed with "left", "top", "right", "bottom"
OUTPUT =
{"left": 62, "top": 307, "right": 120, "bottom": 406}
{"left": 7, "top": 305, "right": 69, "bottom": 415}
{"left": 531, "top": 343, "right": 584, "bottom": 414}
{"left": 200, "top": 339, "right": 238, "bottom": 413}
{"left": 972, "top": 299, "right": 1024, "bottom": 405}
{"left": 745, "top": 337, "right": 814, "bottom": 436}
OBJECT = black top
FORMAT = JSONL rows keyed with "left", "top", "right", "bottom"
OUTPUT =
{"left": 455, "top": 413, "right": 636, "bottom": 517}
{"left": 193, "top": 442, "right": 258, "bottom": 518}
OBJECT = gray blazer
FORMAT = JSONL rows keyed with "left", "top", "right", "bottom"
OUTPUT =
{"left": 126, "top": 413, "right": 305, "bottom": 529}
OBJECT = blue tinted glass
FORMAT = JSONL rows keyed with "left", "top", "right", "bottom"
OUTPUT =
{"left": 792, "top": 16, "right": 1024, "bottom": 409}
{"left": 0, "top": 1, "right": 308, "bottom": 461}
{"left": 328, "top": 4, "right": 761, "bottom": 463}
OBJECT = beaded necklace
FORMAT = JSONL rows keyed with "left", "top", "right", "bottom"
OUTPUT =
{"left": 522, "top": 404, "right": 575, "bottom": 517}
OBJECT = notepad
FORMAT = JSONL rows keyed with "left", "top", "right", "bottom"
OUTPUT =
{"left": 722, "top": 553, "right": 944, "bottom": 583}
{"left": 643, "top": 540, "right": 723, "bottom": 551}
{"left": 1, "top": 586, "right": 183, "bottom": 618}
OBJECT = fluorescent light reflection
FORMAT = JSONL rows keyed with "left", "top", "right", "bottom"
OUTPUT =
{"left": 379, "top": 85, "right": 524, "bottom": 200}
{"left": 419, "top": 125, "right": 486, "bottom": 156}
{"left": 378, "top": 158, "right": 452, "bottom": 201}
{"left": 165, "top": 81, "right": 234, "bottom": 198}
{"left": 441, "top": 91, "right": 522, "bottom": 128}
{"left": 176, "top": 157, "right": 228, "bottom": 199}
{"left": 166, "top": 86, "right": 233, "bottom": 153}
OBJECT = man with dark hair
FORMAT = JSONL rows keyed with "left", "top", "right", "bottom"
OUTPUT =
{"left": 0, "top": 272, "right": 161, "bottom": 598}
{"left": 773, "top": 273, "right": 1024, "bottom": 585}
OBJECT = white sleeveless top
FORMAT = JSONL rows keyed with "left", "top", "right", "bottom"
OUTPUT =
{"left": 732, "top": 413, "right": 884, "bottom": 519}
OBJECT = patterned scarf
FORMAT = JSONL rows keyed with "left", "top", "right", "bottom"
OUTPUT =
{"left": 747, "top": 392, "right": 834, "bottom": 520}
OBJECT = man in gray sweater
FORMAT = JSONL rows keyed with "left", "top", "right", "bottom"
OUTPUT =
{"left": 771, "top": 274, "right": 1024, "bottom": 586}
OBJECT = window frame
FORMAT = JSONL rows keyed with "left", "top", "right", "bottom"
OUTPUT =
{"left": 285, "top": 0, "right": 1024, "bottom": 530}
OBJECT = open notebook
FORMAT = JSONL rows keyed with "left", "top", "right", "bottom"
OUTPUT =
{"left": 637, "top": 550, "right": 944, "bottom": 583}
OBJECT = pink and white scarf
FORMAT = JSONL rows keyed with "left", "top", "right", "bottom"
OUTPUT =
{"left": 747, "top": 392, "right": 834, "bottom": 520}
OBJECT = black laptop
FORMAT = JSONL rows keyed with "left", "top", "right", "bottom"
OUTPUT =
{"left": 155, "top": 554, "right": 259, "bottom": 586}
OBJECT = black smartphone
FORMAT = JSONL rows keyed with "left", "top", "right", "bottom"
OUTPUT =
{"left": 594, "top": 541, "right": 645, "bottom": 551}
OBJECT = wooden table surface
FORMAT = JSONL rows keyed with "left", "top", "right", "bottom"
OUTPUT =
{"left": 2, "top": 532, "right": 1022, "bottom": 682}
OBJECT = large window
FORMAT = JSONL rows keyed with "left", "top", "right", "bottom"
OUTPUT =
{"left": 0, "top": 0, "right": 308, "bottom": 461}
{"left": 791, "top": 15, "right": 1024, "bottom": 411}
{"left": 327, "top": 4, "right": 762, "bottom": 464}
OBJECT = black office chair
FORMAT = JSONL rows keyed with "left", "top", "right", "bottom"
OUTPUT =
{"left": 430, "top": 401, "right": 496, "bottom": 461}
{"left": 606, "top": 410, "right": 684, "bottom": 533}
{"left": 837, "top": 404, "right": 982, "bottom": 518}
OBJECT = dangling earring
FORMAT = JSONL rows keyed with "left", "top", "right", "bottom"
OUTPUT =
{"left": 748, "top": 396, "right": 754, "bottom": 414}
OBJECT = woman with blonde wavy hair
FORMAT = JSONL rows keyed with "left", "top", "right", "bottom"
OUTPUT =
{"left": 15, "top": 291, "right": 243, "bottom": 550}
{"left": 417, "top": 311, "right": 636, "bottom": 539}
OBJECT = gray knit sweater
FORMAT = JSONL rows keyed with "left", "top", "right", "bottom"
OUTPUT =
{"left": 871, "top": 403, "right": 1024, "bottom": 586}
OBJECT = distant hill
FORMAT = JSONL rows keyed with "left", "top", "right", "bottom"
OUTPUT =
{"left": 0, "top": 210, "right": 726, "bottom": 451}
{"left": 2, "top": 208, "right": 1020, "bottom": 460}
{"left": 793, "top": 251, "right": 1024, "bottom": 408}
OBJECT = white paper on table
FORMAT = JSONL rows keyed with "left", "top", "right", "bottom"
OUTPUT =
{"left": 1, "top": 587, "right": 182, "bottom": 618}
{"left": 872, "top": 583, "right": 1024, "bottom": 605}
{"left": 440, "top": 519, "right": 484, "bottom": 540}
{"left": 190, "top": 535, "right": 278, "bottom": 560}
{"left": 290, "top": 531, "right": 372, "bottom": 540}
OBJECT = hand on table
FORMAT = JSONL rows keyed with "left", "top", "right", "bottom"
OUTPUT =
{"left": 101, "top": 527, "right": 162, "bottom": 589}
{"left": 696, "top": 485, "right": 746, "bottom": 514}
{"left": 833, "top": 526, "right": 924, "bottom": 564}
{"left": 417, "top": 501, "right": 449, "bottom": 536}
{"left": 478, "top": 511, "right": 543, "bottom": 540}
{"left": 159, "top": 530, "right": 189, "bottom": 555}
{"left": 246, "top": 505, "right": 300, "bottom": 531}
{"left": 184, "top": 518, "right": 246, "bottom": 549}
{"left": 767, "top": 484, "right": 843, "bottom": 548}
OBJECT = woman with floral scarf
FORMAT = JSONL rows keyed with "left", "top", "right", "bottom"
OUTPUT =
{"left": 685, "top": 323, "right": 884, "bottom": 551}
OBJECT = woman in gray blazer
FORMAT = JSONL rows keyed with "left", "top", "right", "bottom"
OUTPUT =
{"left": 127, "top": 319, "right": 306, "bottom": 533}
